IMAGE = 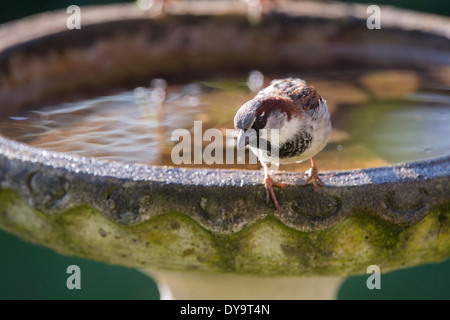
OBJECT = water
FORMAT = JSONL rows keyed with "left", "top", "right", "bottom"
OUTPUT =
{"left": 1, "top": 69, "right": 449, "bottom": 172}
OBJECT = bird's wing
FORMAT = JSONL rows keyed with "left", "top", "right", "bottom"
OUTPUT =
{"left": 258, "top": 78, "right": 320, "bottom": 112}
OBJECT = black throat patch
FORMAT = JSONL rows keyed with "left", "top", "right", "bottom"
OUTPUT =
{"left": 277, "top": 131, "right": 313, "bottom": 159}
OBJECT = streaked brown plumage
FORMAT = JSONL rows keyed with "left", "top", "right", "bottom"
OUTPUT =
{"left": 234, "top": 78, "right": 331, "bottom": 209}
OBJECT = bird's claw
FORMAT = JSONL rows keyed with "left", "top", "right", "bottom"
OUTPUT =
{"left": 264, "top": 177, "right": 286, "bottom": 210}
{"left": 305, "top": 166, "right": 322, "bottom": 192}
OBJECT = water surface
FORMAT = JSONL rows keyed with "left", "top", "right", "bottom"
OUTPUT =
{"left": 1, "top": 69, "right": 449, "bottom": 172}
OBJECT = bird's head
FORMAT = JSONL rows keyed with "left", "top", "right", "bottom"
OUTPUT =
{"left": 234, "top": 95, "right": 301, "bottom": 149}
{"left": 234, "top": 98, "right": 262, "bottom": 149}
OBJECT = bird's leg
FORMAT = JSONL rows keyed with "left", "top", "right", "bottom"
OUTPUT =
{"left": 262, "top": 162, "right": 286, "bottom": 210}
{"left": 305, "top": 156, "right": 323, "bottom": 192}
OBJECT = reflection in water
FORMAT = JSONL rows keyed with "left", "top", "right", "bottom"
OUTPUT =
{"left": 369, "top": 105, "right": 449, "bottom": 163}
{"left": 1, "top": 69, "right": 449, "bottom": 171}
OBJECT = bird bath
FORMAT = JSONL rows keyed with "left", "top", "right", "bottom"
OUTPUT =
{"left": 0, "top": 2, "right": 449, "bottom": 299}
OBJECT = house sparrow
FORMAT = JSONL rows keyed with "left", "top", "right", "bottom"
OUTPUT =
{"left": 234, "top": 78, "right": 331, "bottom": 210}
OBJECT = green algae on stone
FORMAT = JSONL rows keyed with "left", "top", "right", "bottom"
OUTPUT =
{"left": 0, "top": 187, "right": 449, "bottom": 276}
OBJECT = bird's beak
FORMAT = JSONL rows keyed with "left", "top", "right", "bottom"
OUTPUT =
{"left": 237, "top": 129, "right": 248, "bottom": 149}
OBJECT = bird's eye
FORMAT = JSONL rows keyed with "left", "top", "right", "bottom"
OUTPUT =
{"left": 258, "top": 114, "right": 267, "bottom": 123}
{"left": 252, "top": 114, "right": 267, "bottom": 130}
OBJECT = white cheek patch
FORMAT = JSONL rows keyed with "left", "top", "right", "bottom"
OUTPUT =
{"left": 263, "top": 112, "right": 304, "bottom": 145}
{"left": 263, "top": 112, "right": 286, "bottom": 145}
{"left": 277, "top": 117, "right": 303, "bottom": 144}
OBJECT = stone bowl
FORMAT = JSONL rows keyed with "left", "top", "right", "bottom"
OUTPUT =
{"left": 0, "top": 1, "right": 449, "bottom": 298}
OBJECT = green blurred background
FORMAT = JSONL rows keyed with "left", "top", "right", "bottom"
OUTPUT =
{"left": 0, "top": 1, "right": 449, "bottom": 300}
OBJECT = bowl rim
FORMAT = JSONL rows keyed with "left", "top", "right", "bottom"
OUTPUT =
{"left": 0, "top": 1, "right": 449, "bottom": 188}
